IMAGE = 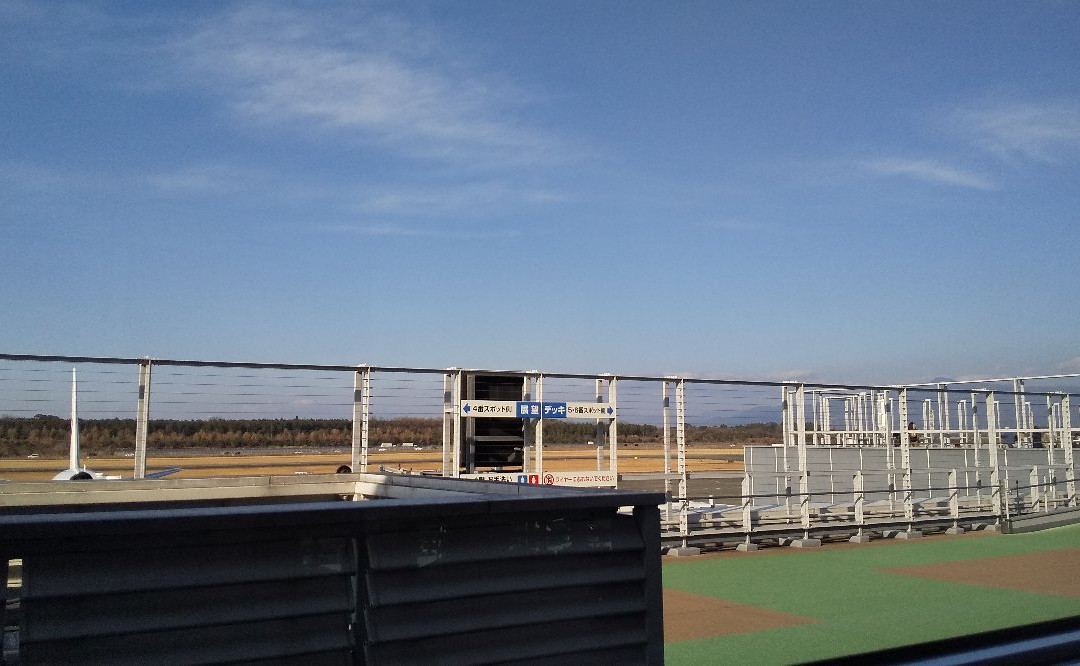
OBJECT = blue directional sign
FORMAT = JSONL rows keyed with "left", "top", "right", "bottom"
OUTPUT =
{"left": 515, "top": 401, "right": 568, "bottom": 419}
{"left": 542, "top": 402, "right": 567, "bottom": 419}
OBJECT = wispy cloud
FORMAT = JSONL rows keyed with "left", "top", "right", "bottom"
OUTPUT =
{"left": 954, "top": 99, "right": 1080, "bottom": 164}
{"left": 356, "top": 182, "right": 564, "bottom": 217}
{"left": 856, "top": 158, "right": 996, "bottom": 190}
{"left": 321, "top": 222, "right": 520, "bottom": 240}
{"left": 1056, "top": 356, "right": 1080, "bottom": 374}
{"left": 0, "top": 162, "right": 120, "bottom": 192}
{"left": 174, "top": 4, "right": 566, "bottom": 169}
{"left": 143, "top": 163, "right": 261, "bottom": 194}
{"left": 698, "top": 218, "right": 763, "bottom": 232}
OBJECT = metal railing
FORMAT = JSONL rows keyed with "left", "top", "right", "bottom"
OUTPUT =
{"left": 3, "top": 353, "right": 1080, "bottom": 549}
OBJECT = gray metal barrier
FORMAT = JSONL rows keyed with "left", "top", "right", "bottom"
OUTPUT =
{"left": 1, "top": 475, "right": 665, "bottom": 665}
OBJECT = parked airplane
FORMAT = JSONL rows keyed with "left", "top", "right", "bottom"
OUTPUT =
{"left": 53, "top": 369, "right": 180, "bottom": 480}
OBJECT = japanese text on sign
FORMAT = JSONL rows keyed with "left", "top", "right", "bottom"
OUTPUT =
{"left": 460, "top": 400, "right": 517, "bottom": 417}
{"left": 565, "top": 402, "right": 616, "bottom": 419}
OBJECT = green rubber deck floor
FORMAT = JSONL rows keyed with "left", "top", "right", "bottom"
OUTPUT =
{"left": 662, "top": 523, "right": 1080, "bottom": 664}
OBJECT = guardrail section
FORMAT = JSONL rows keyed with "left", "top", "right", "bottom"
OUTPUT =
{"left": 0, "top": 476, "right": 665, "bottom": 665}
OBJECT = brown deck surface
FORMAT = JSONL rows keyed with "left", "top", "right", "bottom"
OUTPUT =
{"left": 663, "top": 589, "right": 816, "bottom": 642}
{"left": 886, "top": 547, "right": 1080, "bottom": 598}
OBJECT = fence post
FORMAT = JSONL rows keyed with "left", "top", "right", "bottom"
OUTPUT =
{"left": 897, "top": 389, "right": 921, "bottom": 538}
{"left": 609, "top": 376, "right": 618, "bottom": 470}
{"left": 521, "top": 375, "right": 533, "bottom": 474}
{"left": 1029, "top": 466, "right": 1040, "bottom": 511}
{"left": 986, "top": 392, "right": 1003, "bottom": 530}
{"left": 1063, "top": 395, "right": 1075, "bottom": 506}
{"left": 791, "top": 470, "right": 820, "bottom": 547}
{"left": 946, "top": 469, "right": 964, "bottom": 534}
{"left": 737, "top": 474, "right": 758, "bottom": 551}
{"left": 662, "top": 380, "right": 672, "bottom": 520}
{"left": 442, "top": 372, "right": 453, "bottom": 475}
{"left": 534, "top": 374, "right": 544, "bottom": 475}
{"left": 351, "top": 367, "right": 370, "bottom": 473}
{"left": 676, "top": 379, "right": 688, "bottom": 545}
{"left": 451, "top": 370, "right": 463, "bottom": 477}
{"left": 134, "top": 358, "right": 151, "bottom": 479}
{"left": 850, "top": 471, "right": 870, "bottom": 543}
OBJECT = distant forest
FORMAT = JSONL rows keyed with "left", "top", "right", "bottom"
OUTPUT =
{"left": 0, "top": 416, "right": 781, "bottom": 457}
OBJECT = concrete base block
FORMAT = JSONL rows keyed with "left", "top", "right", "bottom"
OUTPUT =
{"left": 849, "top": 533, "right": 872, "bottom": 544}
{"left": 789, "top": 538, "right": 821, "bottom": 548}
{"left": 735, "top": 542, "right": 760, "bottom": 552}
{"left": 982, "top": 523, "right": 1002, "bottom": 533}
{"left": 667, "top": 546, "right": 702, "bottom": 557}
{"left": 895, "top": 530, "right": 923, "bottom": 539}
{"left": 945, "top": 526, "right": 965, "bottom": 535}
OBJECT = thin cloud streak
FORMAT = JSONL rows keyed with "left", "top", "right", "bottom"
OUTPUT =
{"left": 356, "top": 182, "right": 565, "bottom": 217}
{"left": 955, "top": 99, "right": 1080, "bottom": 165}
{"left": 857, "top": 158, "right": 996, "bottom": 190}
{"left": 699, "top": 218, "right": 763, "bottom": 232}
{"left": 144, "top": 163, "right": 261, "bottom": 194}
{"left": 322, "top": 223, "right": 520, "bottom": 240}
{"left": 175, "top": 4, "right": 567, "bottom": 169}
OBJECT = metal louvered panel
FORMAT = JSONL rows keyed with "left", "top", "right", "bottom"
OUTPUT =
{"left": 366, "top": 550, "right": 647, "bottom": 606}
{"left": 365, "top": 514, "right": 643, "bottom": 571}
{"left": 1, "top": 480, "right": 664, "bottom": 665}
{"left": 22, "top": 577, "right": 354, "bottom": 640}
{"left": 21, "top": 614, "right": 354, "bottom": 665}
{"left": 365, "top": 614, "right": 648, "bottom": 664}
{"left": 18, "top": 537, "right": 356, "bottom": 664}
{"left": 21, "top": 539, "right": 354, "bottom": 597}
{"left": 366, "top": 582, "right": 647, "bottom": 642}
{"left": 358, "top": 511, "right": 655, "bottom": 664}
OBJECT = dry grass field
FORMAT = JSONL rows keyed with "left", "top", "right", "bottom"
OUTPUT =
{"left": 0, "top": 444, "right": 744, "bottom": 481}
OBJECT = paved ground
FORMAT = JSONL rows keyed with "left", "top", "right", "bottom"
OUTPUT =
{"left": 0, "top": 445, "right": 743, "bottom": 481}
{"left": 661, "top": 523, "right": 1080, "bottom": 663}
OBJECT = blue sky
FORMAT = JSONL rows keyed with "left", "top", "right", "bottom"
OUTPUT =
{"left": 2, "top": 1, "right": 1079, "bottom": 384}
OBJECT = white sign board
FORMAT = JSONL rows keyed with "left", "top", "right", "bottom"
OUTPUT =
{"left": 459, "top": 400, "right": 615, "bottom": 420}
{"left": 461, "top": 470, "right": 617, "bottom": 488}
{"left": 459, "top": 400, "right": 517, "bottom": 418}
{"left": 565, "top": 402, "right": 616, "bottom": 419}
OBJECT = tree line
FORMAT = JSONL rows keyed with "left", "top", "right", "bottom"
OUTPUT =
{"left": 0, "top": 416, "right": 781, "bottom": 457}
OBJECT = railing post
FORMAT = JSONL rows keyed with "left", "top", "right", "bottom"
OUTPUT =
{"left": 987, "top": 392, "right": 1003, "bottom": 528}
{"left": 897, "top": 389, "right": 921, "bottom": 537}
{"left": 899, "top": 388, "right": 911, "bottom": 518}
{"left": 442, "top": 371, "right": 453, "bottom": 476}
{"left": 796, "top": 384, "right": 807, "bottom": 472}
{"left": 736, "top": 474, "right": 759, "bottom": 551}
{"left": 1013, "top": 379, "right": 1025, "bottom": 447}
{"left": 351, "top": 367, "right": 370, "bottom": 473}
{"left": 662, "top": 379, "right": 672, "bottom": 521}
{"left": 676, "top": 379, "right": 688, "bottom": 545}
{"left": 1062, "top": 394, "right": 1075, "bottom": 506}
{"left": 608, "top": 376, "right": 618, "bottom": 472}
{"left": 853, "top": 470, "right": 864, "bottom": 524}
{"left": 522, "top": 375, "right": 533, "bottom": 474}
{"left": 134, "top": 358, "right": 152, "bottom": 479}
{"left": 535, "top": 374, "right": 544, "bottom": 475}
{"left": 452, "top": 370, "right": 462, "bottom": 478}
{"left": 801, "top": 471, "right": 811, "bottom": 534}
{"left": 1029, "top": 466, "right": 1040, "bottom": 510}
{"left": 792, "top": 470, "right": 820, "bottom": 546}
{"left": 850, "top": 470, "right": 870, "bottom": 543}
{"left": 946, "top": 468, "right": 964, "bottom": 534}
